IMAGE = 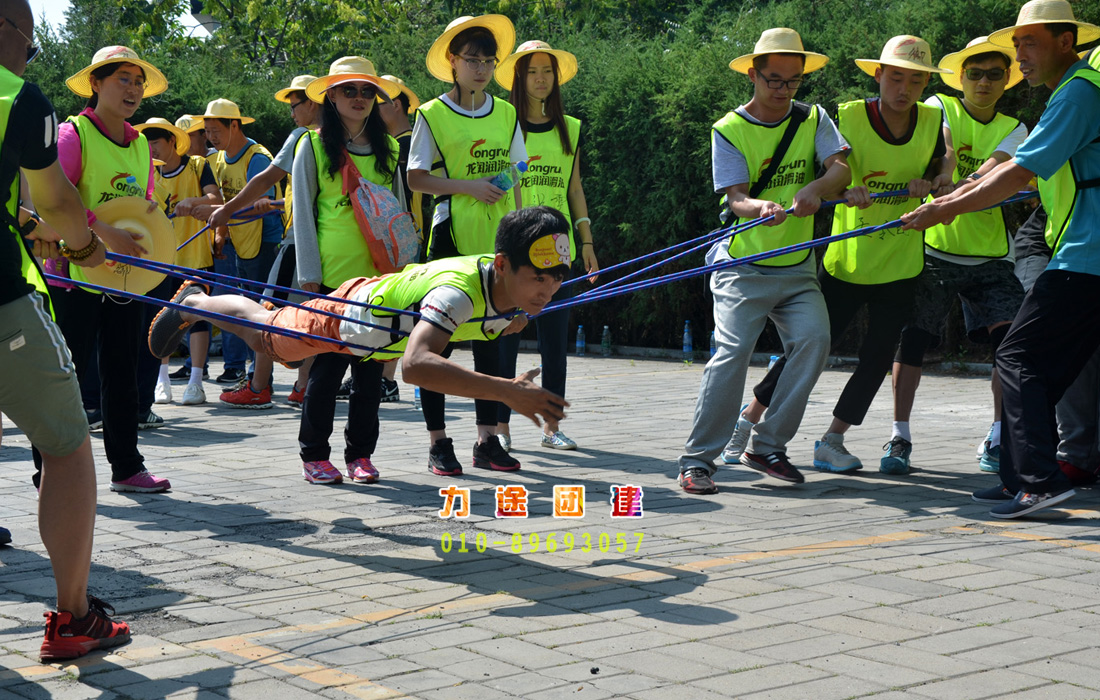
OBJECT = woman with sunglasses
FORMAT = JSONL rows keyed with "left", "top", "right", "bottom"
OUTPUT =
{"left": 291, "top": 57, "right": 408, "bottom": 486}
{"left": 408, "top": 14, "right": 528, "bottom": 477}
{"left": 493, "top": 40, "right": 598, "bottom": 452}
{"left": 32, "top": 46, "right": 171, "bottom": 494}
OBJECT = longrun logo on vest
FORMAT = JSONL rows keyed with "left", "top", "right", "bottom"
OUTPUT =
{"left": 523, "top": 155, "right": 566, "bottom": 190}
{"left": 466, "top": 139, "right": 509, "bottom": 177}
{"left": 955, "top": 145, "right": 982, "bottom": 178}
{"left": 862, "top": 170, "right": 909, "bottom": 205}
{"left": 755, "top": 157, "right": 808, "bottom": 190}
{"left": 100, "top": 172, "right": 145, "bottom": 203}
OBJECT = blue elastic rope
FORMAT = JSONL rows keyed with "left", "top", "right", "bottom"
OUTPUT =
{"left": 41, "top": 273, "right": 392, "bottom": 355}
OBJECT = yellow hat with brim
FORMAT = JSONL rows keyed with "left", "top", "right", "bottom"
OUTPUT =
{"left": 305, "top": 57, "right": 403, "bottom": 104}
{"left": 855, "top": 35, "right": 951, "bottom": 77}
{"left": 380, "top": 75, "right": 422, "bottom": 113}
{"left": 65, "top": 45, "right": 168, "bottom": 99}
{"left": 275, "top": 75, "right": 318, "bottom": 103}
{"left": 495, "top": 40, "right": 578, "bottom": 92}
{"left": 938, "top": 37, "right": 1024, "bottom": 91}
{"left": 82, "top": 196, "right": 175, "bottom": 296}
{"left": 201, "top": 99, "right": 255, "bottom": 125}
{"left": 426, "top": 15, "right": 516, "bottom": 82}
{"left": 728, "top": 28, "right": 829, "bottom": 75}
{"left": 175, "top": 115, "right": 204, "bottom": 133}
{"left": 989, "top": 0, "right": 1100, "bottom": 48}
{"left": 134, "top": 118, "right": 190, "bottom": 156}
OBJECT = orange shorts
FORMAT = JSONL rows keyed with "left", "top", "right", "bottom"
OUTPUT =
{"left": 260, "top": 277, "right": 379, "bottom": 364}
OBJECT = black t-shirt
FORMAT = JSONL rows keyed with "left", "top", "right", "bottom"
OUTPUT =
{"left": 1, "top": 80, "right": 59, "bottom": 306}
{"left": 1014, "top": 205, "right": 1050, "bottom": 261}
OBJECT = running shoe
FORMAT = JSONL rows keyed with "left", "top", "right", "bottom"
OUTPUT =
{"left": 215, "top": 368, "right": 247, "bottom": 385}
{"left": 976, "top": 423, "right": 995, "bottom": 460}
{"left": 110, "top": 471, "right": 170, "bottom": 493}
{"left": 498, "top": 433, "right": 512, "bottom": 452}
{"left": 137, "top": 411, "right": 164, "bottom": 430}
{"left": 978, "top": 441, "right": 1000, "bottom": 473}
{"left": 740, "top": 452, "right": 804, "bottom": 483}
{"left": 335, "top": 377, "right": 353, "bottom": 400}
{"left": 303, "top": 460, "right": 343, "bottom": 484}
{"left": 879, "top": 437, "right": 912, "bottom": 475}
{"left": 380, "top": 377, "right": 399, "bottom": 403}
{"left": 990, "top": 488, "right": 1075, "bottom": 519}
{"left": 287, "top": 383, "right": 305, "bottom": 407}
{"left": 678, "top": 467, "right": 717, "bottom": 494}
{"left": 148, "top": 281, "right": 209, "bottom": 359}
{"left": 219, "top": 383, "right": 273, "bottom": 410}
{"left": 0, "top": 526, "right": 10, "bottom": 545}
{"left": 1058, "top": 459, "right": 1099, "bottom": 487}
{"left": 346, "top": 458, "right": 379, "bottom": 483}
{"left": 169, "top": 365, "right": 206, "bottom": 381}
{"left": 541, "top": 431, "right": 578, "bottom": 450}
{"left": 972, "top": 484, "right": 1014, "bottom": 504}
{"left": 153, "top": 382, "right": 172, "bottom": 404}
{"left": 39, "top": 596, "right": 131, "bottom": 662}
{"left": 473, "top": 436, "right": 521, "bottom": 472}
{"left": 429, "top": 438, "right": 463, "bottom": 476}
{"left": 812, "top": 433, "right": 863, "bottom": 473}
{"left": 722, "top": 404, "right": 753, "bottom": 464}
{"left": 86, "top": 410, "right": 103, "bottom": 432}
{"left": 180, "top": 383, "right": 206, "bottom": 406}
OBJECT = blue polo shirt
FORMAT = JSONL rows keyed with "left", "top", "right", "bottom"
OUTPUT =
{"left": 1014, "top": 60, "right": 1100, "bottom": 275}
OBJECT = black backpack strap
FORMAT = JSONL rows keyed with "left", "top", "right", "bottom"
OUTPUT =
{"left": 748, "top": 101, "right": 812, "bottom": 199}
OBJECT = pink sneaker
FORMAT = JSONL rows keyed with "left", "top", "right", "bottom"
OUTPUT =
{"left": 110, "top": 471, "right": 171, "bottom": 493}
{"left": 346, "top": 458, "right": 379, "bottom": 484}
{"left": 303, "top": 460, "right": 343, "bottom": 484}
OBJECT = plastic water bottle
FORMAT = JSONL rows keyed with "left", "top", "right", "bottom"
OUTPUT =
{"left": 710, "top": 331, "right": 717, "bottom": 358}
{"left": 413, "top": 386, "right": 421, "bottom": 409}
{"left": 768, "top": 355, "right": 779, "bottom": 370}
{"left": 489, "top": 161, "right": 528, "bottom": 191}
{"left": 601, "top": 325, "right": 611, "bottom": 357}
{"left": 576, "top": 325, "right": 586, "bottom": 356}
{"left": 682, "top": 320, "right": 693, "bottom": 361}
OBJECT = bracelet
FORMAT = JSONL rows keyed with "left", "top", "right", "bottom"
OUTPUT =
{"left": 582, "top": 242, "right": 594, "bottom": 246}
{"left": 573, "top": 217, "right": 591, "bottom": 227}
{"left": 59, "top": 231, "right": 100, "bottom": 262}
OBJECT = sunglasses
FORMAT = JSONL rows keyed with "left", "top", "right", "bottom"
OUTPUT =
{"left": 963, "top": 67, "right": 1007, "bottom": 82}
{"left": 2, "top": 15, "right": 39, "bottom": 65}
{"left": 336, "top": 84, "right": 377, "bottom": 99}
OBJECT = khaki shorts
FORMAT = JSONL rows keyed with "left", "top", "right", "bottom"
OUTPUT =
{"left": 0, "top": 293, "right": 88, "bottom": 456}
{"left": 260, "top": 277, "right": 378, "bottom": 364}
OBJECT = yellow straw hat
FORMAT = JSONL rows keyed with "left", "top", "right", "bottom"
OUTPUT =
{"left": 425, "top": 15, "right": 516, "bottom": 82}
{"left": 728, "top": 28, "right": 829, "bottom": 75}
{"left": 495, "top": 40, "right": 579, "bottom": 91}
{"left": 938, "top": 37, "right": 1024, "bottom": 91}
{"left": 305, "top": 57, "right": 403, "bottom": 104}
{"left": 175, "top": 115, "right": 204, "bottom": 133}
{"left": 275, "top": 75, "right": 318, "bottom": 103}
{"left": 200, "top": 99, "right": 255, "bottom": 126}
{"left": 989, "top": 0, "right": 1100, "bottom": 48}
{"left": 65, "top": 46, "right": 168, "bottom": 98}
{"left": 380, "top": 75, "right": 422, "bottom": 113}
{"left": 855, "top": 35, "right": 951, "bottom": 77}
{"left": 134, "top": 118, "right": 191, "bottom": 156}
{"left": 82, "top": 196, "right": 175, "bottom": 296}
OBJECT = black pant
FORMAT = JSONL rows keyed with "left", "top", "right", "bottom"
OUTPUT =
{"left": 298, "top": 353, "right": 384, "bottom": 463}
{"left": 497, "top": 280, "right": 573, "bottom": 424}
{"left": 756, "top": 270, "right": 917, "bottom": 426}
{"left": 33, "top": 287, "right": 145, "bottom": 483}
{"left": 996, "top": 270, "right": 1100, "bottom": 494}
{"left": 420, "top": 338, "right": 502, "bottom": 431}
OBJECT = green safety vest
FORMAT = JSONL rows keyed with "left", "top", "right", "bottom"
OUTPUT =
{"left": 211, "top": 140, "right": 280, "bottom": 260}
{"left": 69, "top": 113, "right": 153, "bottom": 294}
{"left": 0, "top": 67, "right": 52, "bottom": 315}
{"left": 160, "top": 155, "right": 212, "bottom": 270}
{"left": 1040, "top": 60, "right": 1100, "bottom": 254}
{"left": 924, "top": 95, "right": 1020, "bottom": 259}
{"left": 713, "top": 104, "right": 819, "bottom": 267}
{"left": 418, "top": 96, "right": 518, "bottom": 256}
{"left": 282, "top": 127, "right": 315, "bottom": 240}
{"left": 301, "top": 130, "right": 399, "bottom": 288}
{"left": 825, "top": 100, "right": 940, "bottom": 284}
{"left": 361, "top": 255, "right": 504, "bottom": 360}
{"left": 520, "top": 116, "right": 581, "bottom": 262}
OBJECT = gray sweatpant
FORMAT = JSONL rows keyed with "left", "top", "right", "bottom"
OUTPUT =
{"left": 679, "top": 258, "right": 829, "bottom": 475}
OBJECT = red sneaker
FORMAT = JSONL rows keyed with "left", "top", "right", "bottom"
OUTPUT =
{"left": 287, "top": 383, "right": 305, "bottom": 407}
{"left": 40, "top": 596, "right": 131, "bottom": 662}
{"left": 219, "top": 382, "right": 273, "bottom": 409}
{"left": 1058, "top": 460, "right": 1098, "bottom": 487}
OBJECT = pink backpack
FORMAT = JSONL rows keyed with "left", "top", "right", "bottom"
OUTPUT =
{"left": 340, "top": 154, "right": 419, "bottom": 274}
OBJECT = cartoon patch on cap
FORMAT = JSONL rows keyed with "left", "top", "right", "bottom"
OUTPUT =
{"left": 529, "top": 234, "right": 571, "bottom": 269}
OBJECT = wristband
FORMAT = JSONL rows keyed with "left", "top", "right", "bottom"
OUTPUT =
{"left": 582, "top": 242, "right": 594, "bottom": 246}
{"left": 573, "top": 217, "right": 591, "bottom": 228}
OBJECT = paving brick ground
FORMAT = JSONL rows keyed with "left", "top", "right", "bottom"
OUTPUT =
{"left": 2, "top": 352, "right": 1099, "bottom": 699}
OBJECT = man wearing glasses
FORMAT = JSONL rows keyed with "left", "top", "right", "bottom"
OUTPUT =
{"left": 677, "top": 28, "right": 851, "bottom": 494}
{"left": 884, "top": 37, "right": 1028, "bottom": 476}
{"left": 0, "top": 0, "right": 132, "bottom": 659}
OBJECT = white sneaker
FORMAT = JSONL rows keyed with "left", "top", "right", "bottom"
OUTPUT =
{"left": 180, "top": 383, "right": 206, "bottom": 405}
{"left": 976, "top": 423, "right": 995, "bottom": 460}
{"left": 722, "top": 404, "right": 754, "bottom": 464}
{"left": 812, "top": 433, "right": 863, "bottom": 473}
{"left": 154, "top": 381, "right": 172, "bottom": 404}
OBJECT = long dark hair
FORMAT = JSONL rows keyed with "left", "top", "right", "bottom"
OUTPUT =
{"left": 87, "top": 62, "right": 145, "bottom": 109}
{"left": 319, "top": 95, "right": 394, "bottom": 181}
{"left": 511, "top": 53, "right": 573, "bottom": 156}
